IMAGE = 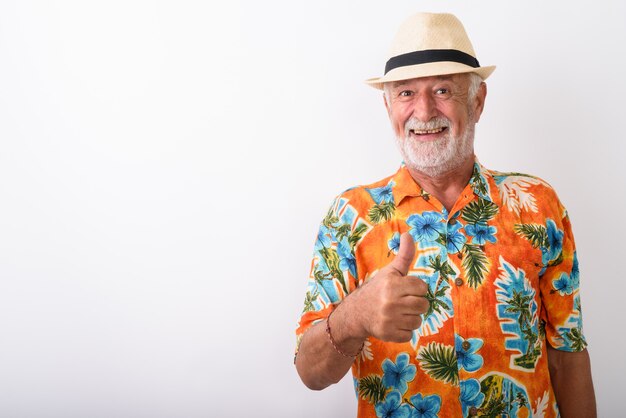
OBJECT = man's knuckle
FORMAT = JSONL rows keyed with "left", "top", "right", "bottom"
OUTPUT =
{"left": 417, "top": 299, "right": 430, "bottom": 313}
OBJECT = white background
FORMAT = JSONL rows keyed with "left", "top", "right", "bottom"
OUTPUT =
{"left": 0, "top": 1, "right": 624, "bottom": 417}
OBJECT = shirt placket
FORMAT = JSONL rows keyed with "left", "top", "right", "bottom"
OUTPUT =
{"left": 449, "top": 191, "right": 481, "bottom": 416}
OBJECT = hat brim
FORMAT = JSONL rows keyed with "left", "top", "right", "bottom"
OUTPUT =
{"left": 365, "top": 62, "right": 496, "bottom": 90}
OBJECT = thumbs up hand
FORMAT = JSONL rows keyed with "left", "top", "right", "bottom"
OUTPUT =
{"left": 390, "top": 232, "right": 418, "bottom": 276}
{"left": 349, "top": 233, "right": 430, "bottom": 343}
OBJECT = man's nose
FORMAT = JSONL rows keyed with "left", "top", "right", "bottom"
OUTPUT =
{"left": 411, "top": 93, "right": 437, "bottom": 121}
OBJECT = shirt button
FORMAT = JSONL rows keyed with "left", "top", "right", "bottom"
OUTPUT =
{"left": 455, "top": 278, "right": 464, "bottom": 286}
{"left": 449, "top": 218, "right": 457, "bottom": 225}
{"left": 462, "top": 340, "right": 471, "bottom": 351}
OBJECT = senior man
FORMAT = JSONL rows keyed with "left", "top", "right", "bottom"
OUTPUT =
{"left": 294, "top": 13, "right": 595, "bottom": 418}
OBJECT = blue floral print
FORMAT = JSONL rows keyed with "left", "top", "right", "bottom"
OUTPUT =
{"left": 459, "top": 379, "right": 485, "bottom": 417}
{"left": 337, "top": 238, "right": 357, "bottom": 277}
{"left": 388, "top": 232, "right": 401, "bottom": 255}
{"left": 571, "top": 251, "right": 580, "bottom": 288}
{"left": 375, "top": 391, "right": 411, "bottom": 418}
{"left": 445, "top": 222, "right": 466, "bottom": 253}
{"left": 408, "top": 393, "right": 441, "bottom": 418}
{"left": 464, "top": 223, "right": 497, "bottom": 245}
{"left": 455, "top": 335, "right": 484, "bottom": 372}
{"left": 314, "top": 224, "right": 332, "bottom": 250}
{"left": 542, "top": 218, "right": 564, "bottom": 265}
{"left": 407, "top": 211, "right": 445, "bottom": 244}
{"left": 367, "top": 181, "right": 395, "bottom": 205}
{"left": 382, "top": 352, "right": 417, "bottom": 394}
{"left": 552, "top": 272, "right": 574, "bottom": 295}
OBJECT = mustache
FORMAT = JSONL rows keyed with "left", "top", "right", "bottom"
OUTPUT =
{"left": 404, "top": 117, "right": 451, "bottom": 136}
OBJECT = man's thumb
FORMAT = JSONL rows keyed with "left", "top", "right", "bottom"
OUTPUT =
{"left": 390, "top": 233, "right": 415, "bottom": 276}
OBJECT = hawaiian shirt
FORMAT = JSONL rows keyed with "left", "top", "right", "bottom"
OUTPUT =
{"left": 295, "top": 160, "right": 587, "bottom": 418}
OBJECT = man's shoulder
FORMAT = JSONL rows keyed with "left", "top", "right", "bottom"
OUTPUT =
{"left": 489, "top": 169, "right": 557, "bottom": 193}
{"left": 332, "top": 170, "right": 399, "bottom": 206}
{"left": 488, "top": 168, "right": 565, "bottom": 216}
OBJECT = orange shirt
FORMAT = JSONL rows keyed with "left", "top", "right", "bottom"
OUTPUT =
{"left": 296, "top": 161, "right": 586, "bottom": 418}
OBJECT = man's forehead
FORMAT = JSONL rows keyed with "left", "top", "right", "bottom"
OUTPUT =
{"left": 388, "top": 74, "right": 466, "bottom": 89}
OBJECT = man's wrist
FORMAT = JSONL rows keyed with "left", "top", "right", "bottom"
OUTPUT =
{"left": 327, "top": 298, "right": 368, "bottom": 355}
{"left": 326, "top": 310, "right": 364, "bottom": 358}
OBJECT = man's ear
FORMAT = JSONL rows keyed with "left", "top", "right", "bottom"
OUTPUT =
{"left": 383, "top": 92, "right": 392, "bottom": 118}
{"left": 472, "top": 82, "right": 487, "bottom": 123}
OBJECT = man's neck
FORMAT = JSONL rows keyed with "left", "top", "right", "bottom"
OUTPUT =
{"left": 407, "top": 157, "right": 475, "bottom": 213}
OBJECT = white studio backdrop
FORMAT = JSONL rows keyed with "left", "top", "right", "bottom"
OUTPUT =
{"left": 0, "top": 1, "right": 623, "bottom": 417}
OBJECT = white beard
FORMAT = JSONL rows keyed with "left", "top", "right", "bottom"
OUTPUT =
{"left": 395, "top": 116, "right": 475, "bottom": 178}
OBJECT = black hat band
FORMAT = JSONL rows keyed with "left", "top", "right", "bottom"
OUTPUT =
{"left": 384, "top": 49, "right": 480, "bottom": 75}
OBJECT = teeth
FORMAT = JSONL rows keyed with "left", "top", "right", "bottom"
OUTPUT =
{"left": 413, "top": 127, "right": 445, "bottom": 134}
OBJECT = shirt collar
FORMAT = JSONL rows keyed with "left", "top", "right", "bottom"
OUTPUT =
{"left": 390, "top": 158, "right": 495, "bottom": 205}
{"left": 468, "top": 159, "right": 494, "bottom": 203}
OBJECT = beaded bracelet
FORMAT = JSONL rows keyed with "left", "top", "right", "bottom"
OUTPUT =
{"left": 325, "top": 310, "right": 364, "bottom": 359}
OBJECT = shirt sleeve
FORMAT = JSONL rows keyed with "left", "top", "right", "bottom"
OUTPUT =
{"left": 539, "top": 204, "right": 588, "bottom": 352}
{"left": 294, "top": 195, "right": 360, "bottom": 355}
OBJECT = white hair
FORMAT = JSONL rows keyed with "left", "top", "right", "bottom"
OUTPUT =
{"left": 396, "top": 116, "right": 475, "bottom": 178}
{"left": 466, "top": 72, "right": 482, "bottom": 106}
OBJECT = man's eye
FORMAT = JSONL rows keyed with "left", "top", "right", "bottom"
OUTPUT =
{"left": 399, "top": 90, "right": 413, "bottom": 97}
{"left": 435, "top": 88, "right": 449, "bottom": 95}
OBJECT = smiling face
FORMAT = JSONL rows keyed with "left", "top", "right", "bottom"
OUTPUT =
{"left": 384, "top": 73, "right": 486, "bottom": 178}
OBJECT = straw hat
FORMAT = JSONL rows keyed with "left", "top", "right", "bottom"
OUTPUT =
{"left": 366, "top": 13, "right": 495, "bottom": 90}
